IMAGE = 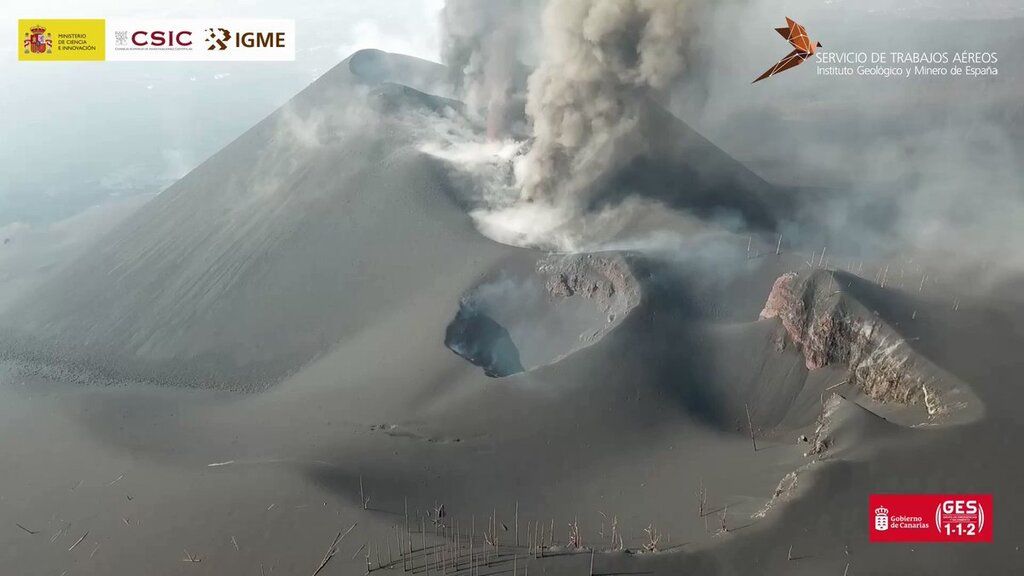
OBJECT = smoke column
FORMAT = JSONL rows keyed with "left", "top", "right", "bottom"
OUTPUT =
{"left": 518, "top": 0, "right": 696, "bottom": 204}
{"left": 441, "top": 0, "right": 524, "bottom": 140}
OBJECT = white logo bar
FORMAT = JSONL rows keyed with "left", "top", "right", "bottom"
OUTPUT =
{"left": 106, "top": 19, "right": 295, "bottom": 61}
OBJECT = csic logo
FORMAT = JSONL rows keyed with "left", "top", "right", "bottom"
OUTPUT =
{"left": 103, "top": 19, "right": 294, "bottom": 61}
{"left": 23, "top": 25, "right": 52, "bottom": 54}
{"left": 205, "top": 27, "right": 230, "bottom": 51}
{"left": 128, "top": 30, "right": 192, "bottom": 47}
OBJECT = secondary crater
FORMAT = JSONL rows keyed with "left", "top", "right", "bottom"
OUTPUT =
{"left": 445, "top": 252, "right": 640, "bottom": 377}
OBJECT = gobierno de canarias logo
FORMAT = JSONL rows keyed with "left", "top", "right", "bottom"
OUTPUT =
{"left": 19, "top": 19, "right": 105, "bottom": 61}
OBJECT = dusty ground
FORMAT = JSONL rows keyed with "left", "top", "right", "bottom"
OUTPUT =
{"left": 1, "top": 49, "right": 1020, "bottom": 576}
{"left": 2, "top": 250, "right": 1019, "bottom": 575}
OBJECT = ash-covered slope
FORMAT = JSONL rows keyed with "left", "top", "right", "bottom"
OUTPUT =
{"left": 0, "top": 50, "right": 514, "bottom": 390}
{"left": 0, "top": 48, "right": 785, "bottom": 391}
{"left": 594, "top": 102, "right": 781, "bottom": 231}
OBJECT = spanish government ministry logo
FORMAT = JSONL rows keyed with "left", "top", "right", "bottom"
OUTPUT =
{"left": 23, "top": 25, "right": 52, "bottom": 54}
{"left": 18, "top": 19, "right": 293, "bottom": 62}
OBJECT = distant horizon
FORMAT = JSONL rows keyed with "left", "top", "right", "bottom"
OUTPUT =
{"left": 0, "top": 0, "right": 444, "bottom": 227}
{"left": 3, "top": 0, "right": 1019, "bottom": 229}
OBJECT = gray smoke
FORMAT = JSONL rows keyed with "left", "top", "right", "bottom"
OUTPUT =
{"left": 431, "top": 0, "right": 718, "bottom": 251}
{"left": 518, "top": 0, "right": 699, "bottom": 204}
{"left": 440, "top": 0, "right": 526, "bottom": 139}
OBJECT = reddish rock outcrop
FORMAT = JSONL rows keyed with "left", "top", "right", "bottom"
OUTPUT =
{"left": 760, "top": 271, "right": 925, "bottom": 406}
{"left": 759, "top": 271, "right": 853, "bottom": 370}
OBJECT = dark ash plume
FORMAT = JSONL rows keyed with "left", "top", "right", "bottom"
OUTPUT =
{"left": 440, "top": 0, "right": 526, "bottom": 139}
{"left": 519, "top": 0, "right": 699, "bottom": 204}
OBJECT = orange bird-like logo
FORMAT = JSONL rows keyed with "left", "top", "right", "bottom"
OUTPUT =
{"left": 753, "top": 17, "right": 822, "bottom": 83}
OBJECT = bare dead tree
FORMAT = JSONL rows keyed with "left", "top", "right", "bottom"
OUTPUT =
{"left": 745, "top": 403, "right": 757, "bottom": 452}
{"left": 483, "top": 511, "right": 497, "bottom": 567}
{"left": 515, "top": 501, "right": 520, "bottom": 548}
{"left": 397, "top": 525, "right": 405, "bottom": 572}
{"left": 492, "top": 508, "right": 499, "bottom": 559}
{"left": 312, "top": 523, "right": 356, "bottom": 576}
{"left": 643, "top": 523, "right": 661, "bottom": 552}
{"left": 527, "top": 521, "right": 532, "bottom": 559}
{"left": 697, "top": 478, "right": 707, "bottom": 518}
{"left": 359, "top": 476, "right": 370, "bottom": 510}
{"left": 387, "top": 532, "right": 394, "bottom": 569}
{"left": 568, "top": 517, "right": 582, "bottom": 550}
{"left": 432, "top": 503, "right": 447, "bottom": 528}
{"left": 68, "top": 531, "right": 88, "bottom": 552}
{"left": 421, "top": 517, "right": 428, "bottom": 576}
{"left": 182, "top": 550, "right": 202, "bottom": 563}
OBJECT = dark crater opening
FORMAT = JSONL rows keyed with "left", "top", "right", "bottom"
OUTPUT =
{"left": 444, "top": 304, "right": 525, "bottom": 378}
{"left": 444, "top": 253, "right": 641, "bottom": 378}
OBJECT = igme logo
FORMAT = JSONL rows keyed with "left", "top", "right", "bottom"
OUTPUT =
{"left": 103, "top": 19, "right": 294, "bottom": 61}
{"left": 205, "top": 27, "right": 230, "bottom": 51}
{"left": 204, "top": 27, "right": 287, "bottom": 51}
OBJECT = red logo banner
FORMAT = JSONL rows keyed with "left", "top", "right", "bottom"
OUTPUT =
{"left": 869, "top": 494, "right": 992, "bottom": 542}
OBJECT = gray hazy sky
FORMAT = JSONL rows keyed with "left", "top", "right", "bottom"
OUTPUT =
{"left": 3, "top": 0, "right": 1020, "bottom": 228}
{"left": 1, "top": 0, "right": 444, "bottom": 226}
